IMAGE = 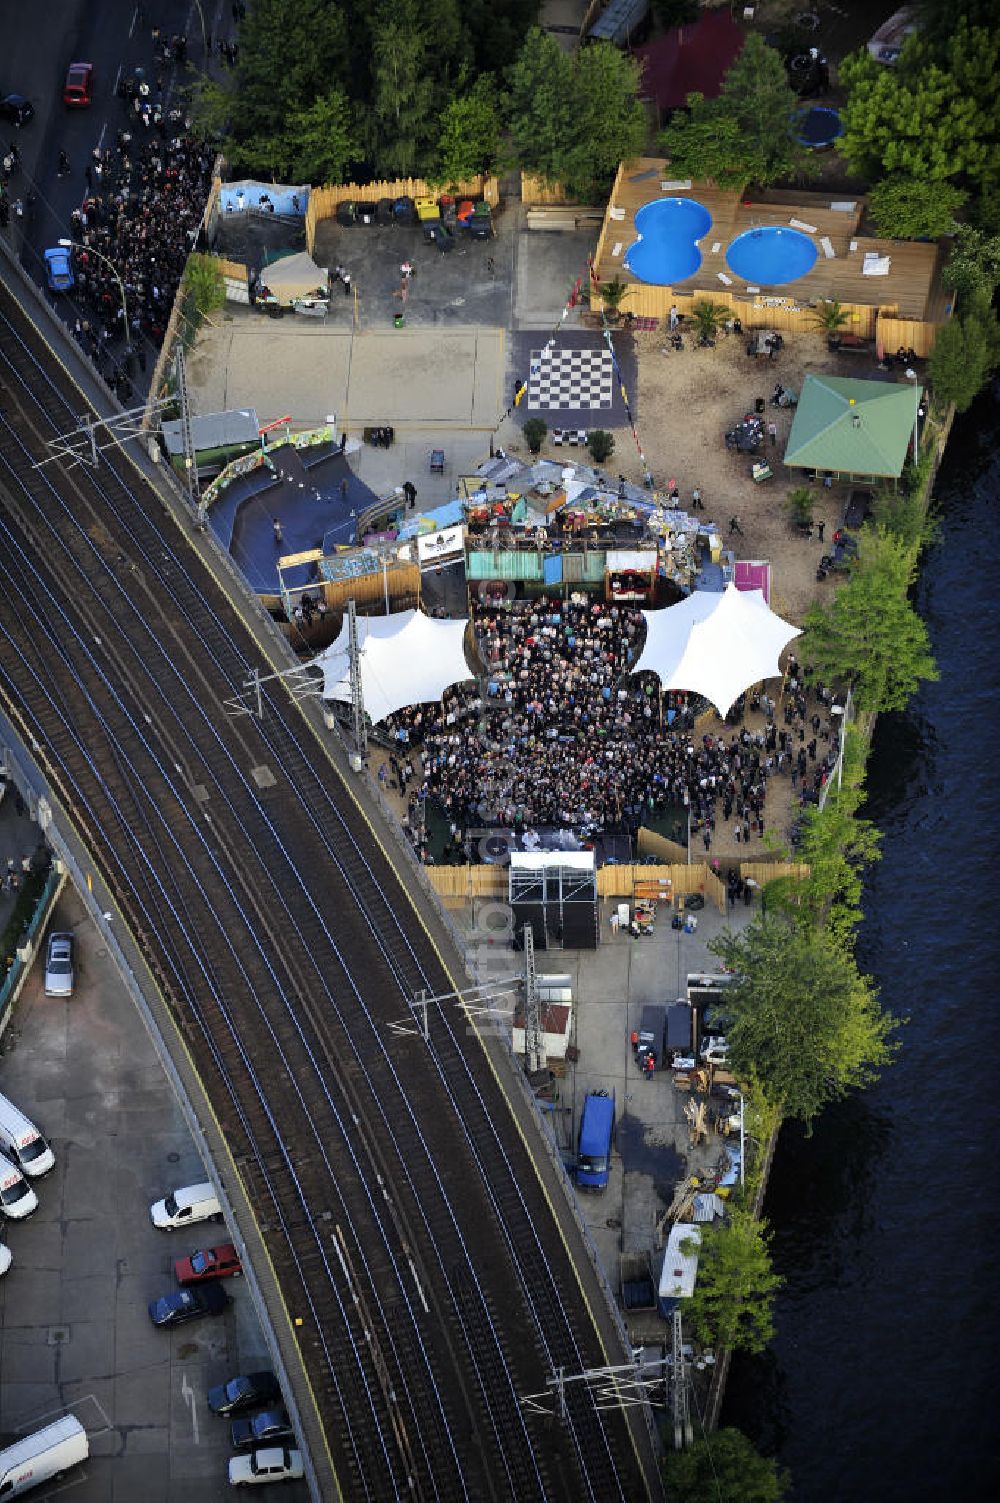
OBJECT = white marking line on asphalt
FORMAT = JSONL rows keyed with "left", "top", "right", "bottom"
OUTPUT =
{"left": 113, "top": 64, "right": 123, "bottom": 99}
{"left": 129, "top": 5, "right": 139, "bottom": 39}
{"left": 97, "top": 121, "right": 107, "bottom": 151}
{"left": 181, "top": 1372, "right": 202, "bottom": 1445}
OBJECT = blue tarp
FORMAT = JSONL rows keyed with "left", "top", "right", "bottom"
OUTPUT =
{"left": 543, "top": 556, "right": 563, "bottom": 585}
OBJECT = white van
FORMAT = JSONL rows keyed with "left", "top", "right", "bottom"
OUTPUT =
{"left": 0, "top": 1150, "right": 38, "bottom": 1220}
{"left": 0, "top": 1414, "right": 88, "bottom": 1496}
{"left": 150, "top": 1181, "right": 221, "bottom": 1230}
{"left": 0, "top": 1091, "right": 55, "bottom": 1177}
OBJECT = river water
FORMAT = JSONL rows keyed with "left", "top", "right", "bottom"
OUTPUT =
{"left": 723, "top": 383, "right": 1000, "bottom": 1500}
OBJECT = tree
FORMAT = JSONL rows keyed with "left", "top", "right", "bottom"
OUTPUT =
{"left": 658, "top": 103, "right": 770, "bottom": 191}
{"left": 802, "top": 526, "right": 938, "bottom": 714}
{"left": 868, "top": 176, "right": 966, "bottom": 240}
{"left": 836, "top": 23, "right": 999, "bottom": 186}
{"left": 596, "top": 276, "right": 630, "bottom": 318}
{"left": 942, "top": 224, "right": 1000, "bottom": 303}
{"left": 508, "top": 30, "right": 645, "bottom": 198}
{"left": 789, "top": 728, "right": 881, "bottom": 941}
{"left": 683, "top": 1209, "right": 781, "bottom": 1354}
{"left": 809, "top": 298, "right": 849, "bottom": 334}
{"left": 709, "top": 916, "right": 898, "bottom": 1129}
{"left": 587, "top": 430, "right": 615, "bottom": 464}
{"left": 717, "top": 35, "right": 806, "bottom": 185}
{"left": 691, "top": 299, "right": 728, "bottom": 343}
{"left": 368, "top": 0, "right": 438, "bottom": 177}
{"left": 198, "top": 0, "right": 350, "bottom": 147}
{"left": 930, "top": 288, "right": 1000, "bottom": 411}
{"left": 282, "top": 88, "right": 358, "bottom": 184}
{"left": 522, "top": 417, "right": 547, "bottom": 454}
{"left": 433, "top": 75, "right": 507, "bottom": 185}
{"left": 183, "top": 254, "right": 225, "bottom": 320}
{"left": 785, "top": 485, "right": 814, "bottom": 531}
{"left": 664, "top": 1427, "right": 789, "bottom": 1503}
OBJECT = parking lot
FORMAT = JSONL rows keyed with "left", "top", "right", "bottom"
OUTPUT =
{"left": 0, "top": 884, "right": 307, "bottom": 1501}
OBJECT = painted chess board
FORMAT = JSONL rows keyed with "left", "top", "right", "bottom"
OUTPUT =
{"left": 527, "top": 346, "right": 614, "bottom": 411}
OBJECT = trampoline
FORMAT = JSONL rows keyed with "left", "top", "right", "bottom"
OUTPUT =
{"left": 624, "top": 198, "right": 713, "bottom": 286}
{"left": 795, "top": 105, "right": 843, "bottom": 149}
{"left": 726, "top": 226, "right": 818, "bottom": 287}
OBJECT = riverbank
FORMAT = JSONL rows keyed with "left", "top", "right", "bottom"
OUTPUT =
{"left": 722, "top": 383, "right": 999, "bottom": 1497}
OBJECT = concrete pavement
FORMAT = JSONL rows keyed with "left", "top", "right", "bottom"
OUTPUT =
{"left": 0, "top": 884, "right": 305, "bottom": 1501}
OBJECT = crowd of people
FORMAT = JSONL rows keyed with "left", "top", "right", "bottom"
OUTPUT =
{"left": 65, "top": 123, "right": 214, "bottom": 396}
{"left": 384, "top": 600, "right": 841, "bottom": 859}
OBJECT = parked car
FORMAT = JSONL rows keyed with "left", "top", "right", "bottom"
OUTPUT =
{"left": 175, "top": 1242, "right": 242, "bottom": 1285}
{"left": 230, "top": 1408, "right": 294, "bottom": 1451}
{"left": 208, "top": 1372, "right": 281, "bottom": 1417}
{"left": 43, "top": 930, "right": 75, "bottom": 994}
{"left": 0, "top": 93, "right": 34, "bottom": 126}
{"left": 44, "top": 247, "right": 75, "bottom": 294}
{"left": 63, "top": 61, "right": 94, "bottom": 107}
{"left": 228, "top": 1447, "right": 304, "bottom": 1487}
{"left": 148, "top": 1282, "right": 229, "bottom": 1327}
{"left": 0, "top": 1243, "right": 11, "bottom": 1277}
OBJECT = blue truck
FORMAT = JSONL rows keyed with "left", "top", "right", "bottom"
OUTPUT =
{"left": 576, "top": 1092, "right": 615, "bottom": 1190}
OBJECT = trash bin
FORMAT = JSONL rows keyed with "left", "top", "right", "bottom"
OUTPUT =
{"left": 755, "top": 396, "right": 765, "bottom": 413}
{"left": 393, "top": 313, "right": 405, "bottom": 329}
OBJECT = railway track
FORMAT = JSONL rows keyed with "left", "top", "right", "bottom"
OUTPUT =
{"left": 0, "top": 283, "right": 652, "bottom": 1501}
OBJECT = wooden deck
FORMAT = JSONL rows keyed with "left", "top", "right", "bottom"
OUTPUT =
{"left": 595, "top": 159, "right": 945, "bottom": 327}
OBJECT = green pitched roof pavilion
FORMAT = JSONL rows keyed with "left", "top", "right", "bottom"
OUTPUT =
{"left": 783, "top": 374, "right": 922, "bottom": 479}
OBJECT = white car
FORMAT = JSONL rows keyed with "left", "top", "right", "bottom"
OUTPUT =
{"left": 0, "top": 1242, "right": 11, "bottom": 1276}
{"left": 229, "top": 1446, "right": 304, "bottom": 1487}
{"left": 43, "top": 931, "right": 75, "bottom": 997}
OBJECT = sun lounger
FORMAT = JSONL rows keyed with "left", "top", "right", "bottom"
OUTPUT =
{"left": 820, "top": 236, "right": 836, "bottom": 258}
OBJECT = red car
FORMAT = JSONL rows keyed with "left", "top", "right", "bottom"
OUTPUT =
{"left": 63, "top": 62, "right": 94, "bottom": 107}
{"left": 174, "top": 1242, "right": 242, "bottom": 1285}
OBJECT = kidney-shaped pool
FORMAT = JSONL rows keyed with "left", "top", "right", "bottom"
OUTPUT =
{"left": 624, "top": 198, "right": 713, "bottom": 286}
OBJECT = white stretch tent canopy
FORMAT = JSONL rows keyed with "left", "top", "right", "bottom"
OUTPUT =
{"left": 315, "top": 610, "right": 473, "bottom": 723}
{"left": 635, "top": 583, "right": 801, "bottom": 717}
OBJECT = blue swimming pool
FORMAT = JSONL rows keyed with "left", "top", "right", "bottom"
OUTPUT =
{"left": 725, "top": 226, "right": 818, "bottom": 286}
{"left": 624, "top": 198, "right": 713, "bottom": 286}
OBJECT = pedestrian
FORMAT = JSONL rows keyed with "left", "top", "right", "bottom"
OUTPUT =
{"left": 58, "top": 149, "right": 70, "bottom": 176}
{"left": 339, "top": 477, "right": 349, "bottom": 503}
{"left": 341, "top": 268, "right": 351, "bottom": 296}
{"left": 767, "top": 420, "right": 777, "bottom": 445}
{"left": 817, "top": 520, "right": 825, "bottom": 542}
{"left": 668, "top": 305, "right": 679, "bottom": 331}
{"left": 272, "top": 517, "right": 283, "bottom": 545}
{"left": 400, "top": 260, "right": 413, "bottom": 280}
{"left": 486, "top": 256, "right": 495, "bottom": 276}
{"left": 339, "top": 432, "right": 347, "bottom": 453}
{"left": 729, "top": 515, "right": 743, "bottom": 536}
{"left": 402, "top": 480, "right": 417, "bottom": 508}
{"left": 236, "top": 189, "right": 245, "bottom": 211}
{"left": 13, "top": 197, "right": 23, "bottom": 218}
{"left": 691, "top": 486, "right": 703, "bottom": 511}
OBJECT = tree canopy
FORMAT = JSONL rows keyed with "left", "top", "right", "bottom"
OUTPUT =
{"left": 867, "top": 176, "right": 966, "bottom": 241}
{"left": 837, "top": 20, "right": 1000, "bottom": 189}
{"left": 658, "top": 36, "right": 806, "bottom": 190}
{"left": 189, "top": 0, "right": 542, "bottom": 183}
{"left": 801, "top": 527, "right": 938, "bottom": 715}
{"left": 508, "top": 30, "right": 645, "bottom": 198}
{"left": 682, "top": 1208, "right": 781, "bottom": 1354}
{"left": 929, "top": 288, "right": 1000, "bottom": 412}
{"left": 664, "top": 1427, "right": 788, "bottom": 1503}
{"left": 709, "top": 915, "right": 898, "bottom": 1130}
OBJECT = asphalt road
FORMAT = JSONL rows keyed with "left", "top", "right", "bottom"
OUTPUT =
{"left": 3, "top": 0, "right": 228, "bottom": 338}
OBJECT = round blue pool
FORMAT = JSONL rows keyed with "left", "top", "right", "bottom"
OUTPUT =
{"left": 624, "top": 198, "right": 713, "bottom": 286}
{"left": 795, "top": 105, "right": 843, "bottom": 149}
{"left": 726, "top": 226, "right": 818, "bottom": 286}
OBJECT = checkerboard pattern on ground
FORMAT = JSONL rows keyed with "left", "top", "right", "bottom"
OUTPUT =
{"left": 527, "top": 347, "right": 615, "bottom": 411}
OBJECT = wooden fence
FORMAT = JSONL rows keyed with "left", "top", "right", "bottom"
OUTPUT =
{"left": 596, "top": 863, "right": 727, "bottom": 914}
{"left": 426, "top": 866, "right": 507, "bottom": 906}
{"left": 520, "top": 173, "right": 577, "bottom": 207}
{"left": 876, "top": 314, "right": 940, "bottom": 359}
{"left": 739, "top": 861, "right": 810, "bottom": 888}
{"left": 305, "top": 174, "right": 499, "bottom": 255}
